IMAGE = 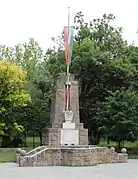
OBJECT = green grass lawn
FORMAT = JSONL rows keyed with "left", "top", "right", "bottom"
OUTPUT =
{"left": 98, "top": 138, "right": 138, "bottom": 148}
{"left": 128, "top": 154, "right": 138, "bottom": 159}
{"left": 0, "top": 147, "right": 33, "bottom": 163}
{"left": 0, "top": 150, "right": 16, "bottom": 163}
{"left": 0, "top": 136, "right": 39, "bottom": 163}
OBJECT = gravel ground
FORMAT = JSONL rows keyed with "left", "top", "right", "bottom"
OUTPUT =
{"left": 0, "top": 160, "right": 138, "bottom": 179}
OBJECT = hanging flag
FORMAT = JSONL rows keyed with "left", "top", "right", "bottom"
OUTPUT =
{"left": 64, "top": 27, "right": 69, "bottom": 65}
{"left": 64, "top": 26, "right": 74, "bottom": 65}
{"left": 68, "top": 26, "right": 74, "bottom": 65}
{"left": 64, "top": 26, "right": 74, "bottom": 110}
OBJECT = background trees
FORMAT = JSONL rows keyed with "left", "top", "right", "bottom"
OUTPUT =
{"left": 43, "top": 12, "right": 138, "bottom": 145}
{"left": 0, "top": 39, "right": 52, "bottom": 147}
{"left": 1, "top": 12, "right": 138, "bottom": 148}
{"left": 97, "top": 89, "right": 138, "bottom": 147}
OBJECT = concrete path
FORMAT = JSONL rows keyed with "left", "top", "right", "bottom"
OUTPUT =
{"left": 0, "top": 160, "right": 138, "bottom": 179}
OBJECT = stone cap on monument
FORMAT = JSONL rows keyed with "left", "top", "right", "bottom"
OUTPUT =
{"left": 56, "top": 73, "right": 75, "bottom": 89}
{"left": 57, "top": 73, "right": 75, "bottom": 82}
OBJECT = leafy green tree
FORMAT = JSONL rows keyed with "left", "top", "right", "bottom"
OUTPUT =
{"left": 0, "top": 38, "right": 43, "bottom": 81}
{"left": 71, "top": 13, "right": 136, "bottom": 143}
{"left": 0, "top": 39, "right": 52, "bottom": 145}
{"left": 27, "top": 80, "right": 53, "bottom": 146}
{"left": 96, "top": 89, "right": 138, "bottom": 147}
{"left": 44, "top": 12, "right": 138, "bottom": 144}
{"left": 0, "top": 61, "right": 30, "bottom": 147}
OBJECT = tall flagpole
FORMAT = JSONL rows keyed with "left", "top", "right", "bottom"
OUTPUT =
{"left": 66, "top": 7, "right": 70, "bottom": 111}
{"left": 67, "top": 6, "right": 70, "bottom": 83}
{"left": 68, "top": 6, "right": 70, "bottom": 41}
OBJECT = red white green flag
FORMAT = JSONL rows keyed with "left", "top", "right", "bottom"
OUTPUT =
{"left": 63, "top": 26, "right": 74, "bottom": 65}
{"left": 64, "top": 25, "right": 74, "bottom": 110}
{"left": 64, "top": 27, "right": 69, "bottom": 65}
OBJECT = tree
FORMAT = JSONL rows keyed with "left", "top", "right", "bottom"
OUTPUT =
{"left": 1, "top": 12, "right": 138, "bottom": 147}
{"left": 43, "top": 12, "right": 138, "bottom": 145}
{"left": 71, "top": 13, "right": 136, "bottom": 143}
{"left": 0, "top": 61, "right": 30, "bottom": 147}
{"left": 0, "top": 39, "right": 52, "bottom": 146}
{"left": 96, "top": 88, "right": 138, "bottom": 147}
{"left": 26, "top": 80, "right": 53, "bottom": 146}
{"left": 0, "top": 38, "right": 43, "bottom": 81}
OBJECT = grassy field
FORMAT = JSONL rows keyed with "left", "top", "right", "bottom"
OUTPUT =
{"left": 0, "top": 137, "right": 138, "bottom": 162}
{"left": 128, "top": 154, "right": 138, "bottom": 159}
{"left": 0, "top": 136, "right": 39, "bottom": 163}
{"left": 98, "top": 138, "right": 138, "bottom": 148}
{"left": 0, "top": 150, "right": 16, "bottom": 163}
{"left": 0, "top": 148, "right": 34, "bottom": 163}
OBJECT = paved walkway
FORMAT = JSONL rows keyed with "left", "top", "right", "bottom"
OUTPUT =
{"left": 0, "top": 160, "right": 138, "bottom": 179}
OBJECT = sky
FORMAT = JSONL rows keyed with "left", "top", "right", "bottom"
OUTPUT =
{"left": 0, "top": 0, "right": 138, "bottom": 50}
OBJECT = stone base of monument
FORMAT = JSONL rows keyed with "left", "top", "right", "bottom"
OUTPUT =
{"left": 17, "top": 74, "right": 128, "bottom": 167}
{"left": 18, "top": 146, "right": 128, "bottom": 167}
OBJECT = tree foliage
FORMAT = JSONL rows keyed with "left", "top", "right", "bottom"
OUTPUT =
{"left": 0, "top": 61, "right": 30, "bottom": 146}
{"left": 97, "top": 89, "right": 138, "bottom": 147}
{"left": 44, "top": 12, "right": 138, "bottom": 144}
{"left": 1, "top": 12, "right": 138, "bottom": 147}
{"left": 0, "top": 39, "right": 52, "bottom": 146}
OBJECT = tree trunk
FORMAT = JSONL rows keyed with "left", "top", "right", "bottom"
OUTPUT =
{"left": 39, "top": 131, "right": 42, "bottom": 146}
{"left": 95, "top": 133, "right": 100, "bottom": 145}
{"left": 107, "top": 138, "right": 110, "bottom": 145}
{"left": 24, "top": 130, "right": 27, "bottom": 147}
{"left": 1, "top": 135, "right": 11, "bottom": 147}
{"left": 118, "top": 141, "right": 121, "bottom": 148}
{"left": 33, "top": 131, "right": 35, "bottom": 148}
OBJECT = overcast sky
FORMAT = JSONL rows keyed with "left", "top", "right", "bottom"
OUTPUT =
{"left": 0, "top": 0, "right": 138, "bottom": 50}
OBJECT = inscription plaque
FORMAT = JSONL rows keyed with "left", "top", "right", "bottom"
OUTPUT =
{"left": 61, "top": 129, "right": 79, "bottom": 145}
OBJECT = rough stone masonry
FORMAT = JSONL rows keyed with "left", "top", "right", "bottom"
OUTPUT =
{"left": 42, "top": 73, "right": 88, "bottom": 146}
{"left": 18, "top": 73, "right": 128, "bottom": 167}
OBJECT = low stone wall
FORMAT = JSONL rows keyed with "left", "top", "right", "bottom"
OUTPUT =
{"left": 19, "top": 146, "right": 127, "bottom": 167}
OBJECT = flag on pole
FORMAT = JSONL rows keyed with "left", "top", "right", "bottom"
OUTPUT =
{"left": 63, "top": 26, "right": 74, "bottom": 65}
{"left": 64, "top": 7, "right": 74, "bottom": 110}
{"left": 64, "top": 27, "right": 69, "bottom": 65}
{"left": 68, "top": 26, "right": 74, "bottom": 65}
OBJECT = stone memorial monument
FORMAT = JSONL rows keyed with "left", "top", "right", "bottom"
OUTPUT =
{"left": 18, "top": 9, "right": 128, "bottom": 166}
{"left": 18, "top": 73, "right": 128, "bottom": 167}
{"left": 42, "top": 73, "right": 88, "bottom": 147}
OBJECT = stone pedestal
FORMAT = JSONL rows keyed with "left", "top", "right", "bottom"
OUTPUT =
{"left": 42, "top": 73, "right": 88, "bottom": 147}
{"left": 61, "top": 110, "right": 79, "bottom": 146}
{"left": 62, "top": 122, "right": 75, "bottom": 129}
